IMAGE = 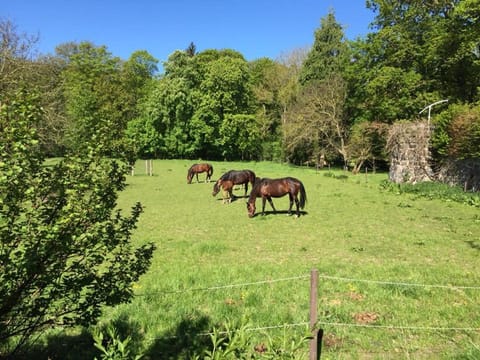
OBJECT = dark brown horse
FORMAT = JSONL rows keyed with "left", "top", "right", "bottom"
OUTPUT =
{"left": 246, "top": 177, "right": 307, "bottom": 217}
{"left": 187, "top": 163, "right": 213, "bottom": 184}
{"left": 212, "top": 169, "right": 256, "bottom": 203}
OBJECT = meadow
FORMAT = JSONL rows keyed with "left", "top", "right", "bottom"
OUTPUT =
{"left": 48, "top": 159, "right": 480, "bottom": 359}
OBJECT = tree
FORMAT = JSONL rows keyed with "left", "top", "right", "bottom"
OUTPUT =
{"left": 249, "top": 57, "right": 289, "bottom": 160}
{"left": 347, "top": 121, "right": 389, "bottom": 173}
{"left": 29, "top": 54, "right": 69, "bottom": 157}
{"left": 0, "top": 19, "right": 70, "bottom": 157}
{"left": 284, "top": 75, "right": 349, "bottom": 166}
{"left": 431, "top": 103, "right": 480, "bottom": 160}
{"left": 219, "top": 114, "right": 262, "bottom": 160}
{"left": 0, "top": 92, "right": 155, "bottom": 356}
{"left": 348, "top": 64, "right": 434, "bottom": 123}
{"left": 0, "top": 18, "right": 39, "bottom": 98}
{"left": 299, "top": 10, "right": 350, "bottom": 85}
{"left": 286, "top": 12, "right": 350, "bottom": 165}
{"left": 127, "top": 76, "right": 193, "bottom": 158}
{"left": 363, "top": 0, "right": 480, "bottom": 103}
{"left": 61, "top": 42, "right": 124, "bottom": 154}
{"left": 120, "top": 50, "right": 158, "bottom": 117}
{"left": 185, "top": 41, "right": 196, "bottom": 57}
{"left": 140, "top": 48, "right": 256, "bottom": 160}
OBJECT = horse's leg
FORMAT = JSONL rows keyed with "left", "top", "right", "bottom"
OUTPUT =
{"left": 261, "top": 197, "right": 267, "bottom": 215}
{"left": 287, "top": 194, "right": 294, "bottom": 216}
{"left": 294, "top": 195, "right": 300, "bottom": 217}
{"left": 244, "top": 182, "right": 248, "bottom": 197}
{"left": 267, "top": 197, "right": 276, "bottom": 213}
{"left": 222, "top": 188, "right": 229, "bottom": 204}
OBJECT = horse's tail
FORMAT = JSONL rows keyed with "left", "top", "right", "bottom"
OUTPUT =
{"left": 208, "top": 164, "right": 214, "bottom": 177}
{"left": 298, "top": 180, "right": 307, "bottom": 209}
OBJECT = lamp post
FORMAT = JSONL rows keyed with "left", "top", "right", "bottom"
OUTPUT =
{"left": 419, "top": 99, "right": 448, "bottom": 126}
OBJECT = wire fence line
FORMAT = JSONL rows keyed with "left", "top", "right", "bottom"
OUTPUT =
{"left": 316, "top": 322, "right": 480, "bottom": 332}
{"left": 133, "top": 272, "right": 480, "bottom": 297}
{"left": 317, "top": 274, "right": 480, "bottom": 290}
{"left": 146, "top": 320, "right": 480, "bottom": 343}
{"left": 133, "top": 274, "right": 310, "bottom": 297}
{"left": 196, "top": 322, "right": 480, "bottom": 337}
{"left": 135, "top": 270, "right": 480, "bottom": 338}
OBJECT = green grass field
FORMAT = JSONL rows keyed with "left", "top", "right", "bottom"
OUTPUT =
{"left": 45, "top": 159, "right": 480, "bottom": 359}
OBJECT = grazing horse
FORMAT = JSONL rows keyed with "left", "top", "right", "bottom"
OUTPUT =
{"left": 246, "top": 177, "right": 307, "bottom": 217}
{"left": 187, "top": 163, "right": 213, "bottom": 184}
{"left": 212, "top": 169, "right": 256, "bottom": 203}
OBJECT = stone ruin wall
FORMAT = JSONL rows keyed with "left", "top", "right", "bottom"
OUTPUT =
{"left": 388, "top": 121, "right": 480, "bottom": 191}
{"left": 436, "top": 158, "right": 480, "bottom": 192}
{"left": 387, "top": 121, "right": 434, "bottom": 184}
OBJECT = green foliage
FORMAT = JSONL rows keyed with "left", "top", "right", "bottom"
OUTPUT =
{"left": 379, "top": 179, "right": 480, "bottom": 207}
{"left": 131, "top": 48, "right": 257, "bottom": 160}
{"left": 126, "top": 77, "right": 192, "bottom": 158}
{"left": 62, "top": 42, "right": 121, "bottom": 153}
{"left": 299, "top": 10, "right": 350, "bottom": 85}
{"left": 324, "top": 171, "right": 349, "bottom": 181}
{"left": 220, "top": 114, "right": 262, "bottom": 160}
{"left": 431, "top": 103, "right": 480, "bottom": 159}
{"left": 193, "top": 319, "right": 310, "bottom": 359}
{"left": 61, "top": 42, "right": 156, "bottom": 159}
{"left": 348, "top": 121, "right": 389, "bottom": 173}
{"left": 93, "top": 325, "right": 143, "bottom": 360}
{"left": 365, "top": 0, "right": 480, "bottom": 103}
{"left": 0, "top": 92, "right": 155, "bottom": 356}
{"left": 347, "top": 0, "right": 480, "bottom": 128}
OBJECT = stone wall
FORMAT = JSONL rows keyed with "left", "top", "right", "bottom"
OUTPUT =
{"left": 436, "top": 158, "right": 480, "bottom": 191}
{"left": 387, "top": 121, "right": 479, "bottom": 191}
{"left": 387, "top": 121, "right": 434, "bottom": 184}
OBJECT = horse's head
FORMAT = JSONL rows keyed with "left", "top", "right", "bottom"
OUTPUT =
{"left": 187, "top": 172, "right": 193, "bottom": 184}
{"left": 212, "top": 180, "right": 221, "bottom": 196}
{"left": 246, "top": 201, "right": 256, "bottom": 218}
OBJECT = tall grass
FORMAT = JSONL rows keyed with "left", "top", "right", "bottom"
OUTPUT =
{"left": 41, "top": 160, "right": 480, "bottom": 359}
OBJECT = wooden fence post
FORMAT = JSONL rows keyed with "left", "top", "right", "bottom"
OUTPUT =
{"left": 310, "top": 268, "right": 319, "bottom": 360}
{"left": 145, "top": 159, "right": 153, "bottom": 176}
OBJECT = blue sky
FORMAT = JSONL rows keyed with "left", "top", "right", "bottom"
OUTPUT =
{"left": 3, "top": 0, "right": 375, "bottom": 66}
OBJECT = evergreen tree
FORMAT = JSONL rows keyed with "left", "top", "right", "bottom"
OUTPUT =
{"left": 299, "top": 10, "right": 350, "bottom": 85}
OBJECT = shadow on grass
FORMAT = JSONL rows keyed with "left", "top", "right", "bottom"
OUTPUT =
{"left": 251, "top": 210, "right": 309, "bottom": 218}
{"left": 214, "top": 194, "right": 249, "bottom": 203}
{"left": 9, "top": 327, "right": 95, "bottom": 360}
{"left": 145, "top": 314, "right": 212, "bottom": 359}
{"left": 465, "top": 240, "right": 480, "bottom": 251}
{"left": 9, "top": 314, "right": 213, "bottom": 360}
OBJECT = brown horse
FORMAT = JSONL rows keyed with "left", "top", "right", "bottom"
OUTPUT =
{"left": 212, "top": 169, "right": 256, "bottom": 203}
{"left": 246, "top": 177, "right": 307, "bottom": 217}
{"left": 187, "top": 163, "right": 213, "bottom": 184}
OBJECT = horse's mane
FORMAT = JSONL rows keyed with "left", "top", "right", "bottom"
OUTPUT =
{"left": 248, "top": 177, "right": 264, "bottom": 199}
{"left": 219, "top": 170, "right": 234, "bottom": 181}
